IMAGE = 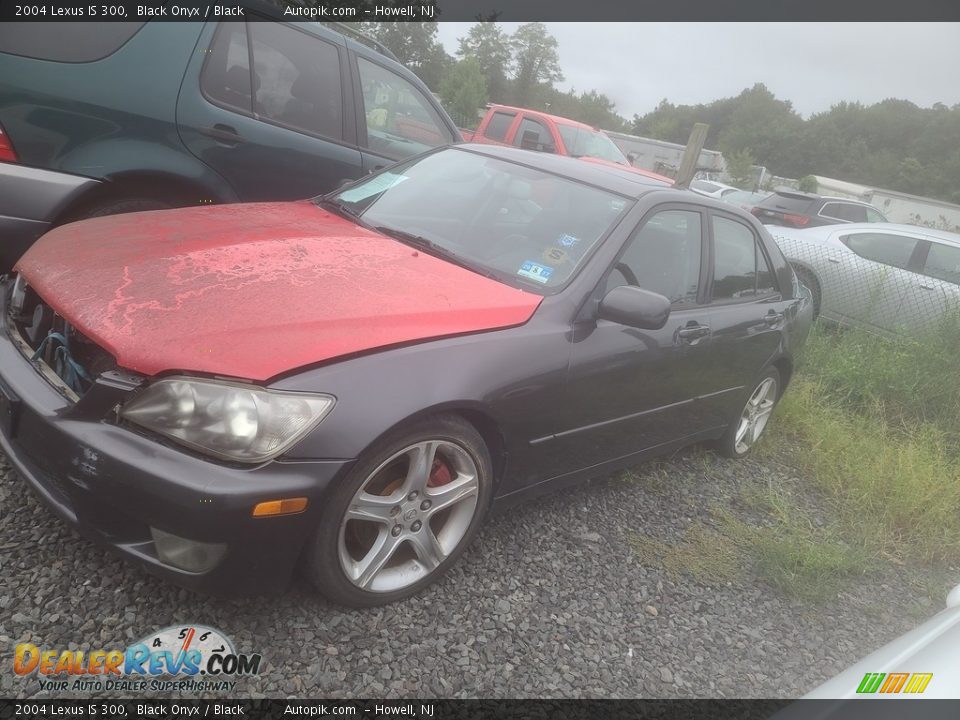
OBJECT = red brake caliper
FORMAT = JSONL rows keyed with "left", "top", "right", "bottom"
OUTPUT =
{"left": 427, "top": 457, "right": 453, "bottom": 487}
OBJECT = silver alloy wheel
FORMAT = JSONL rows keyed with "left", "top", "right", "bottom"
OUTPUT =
{"left": 734, "top": 377, "right": 778, "bottom": 454}
{"left": 337, "top": 440, "right": 480, "bottom": 593}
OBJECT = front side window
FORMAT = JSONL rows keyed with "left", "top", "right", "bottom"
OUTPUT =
{"left": 841, "top": 232, "right": 919, "bottom": 271}
{"left": 357, "top": 56, "right": 454, "bottom": 159}
{"left": 923, "top": 242, "right": 960, "bottom": 286}
{"left": 327, "top": 148, "right": 629, "bottom": 292}
{"left": 712, "top": 216, "right": 778, "bottom": 301}
{"left": 607, "top": 210, "right": 702, "bottom": 305}
{"left": 514, "top": 118, "right": 553, "bottom": 152}
{"left": 247, "top": 21, "right": 344, "bottom": 139}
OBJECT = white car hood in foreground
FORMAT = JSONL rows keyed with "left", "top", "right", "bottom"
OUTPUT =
{"left": 804, "top": 583, "right": 960, "bottom": 700}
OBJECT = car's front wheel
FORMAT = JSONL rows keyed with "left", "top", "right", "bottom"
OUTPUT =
{"left": 305, "top": 415, "right": 493, "bottom": 607}
{"left": 716, "top": 366, "right": 781, "bottom": 459}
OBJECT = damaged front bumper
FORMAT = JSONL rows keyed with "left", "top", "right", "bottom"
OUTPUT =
{"left": 0, "top": 278, "right": 353, "bottom": 594}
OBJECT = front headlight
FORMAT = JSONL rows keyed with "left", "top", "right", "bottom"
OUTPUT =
{"left": 120, "top": 377, "right": 335, "bottom": 463}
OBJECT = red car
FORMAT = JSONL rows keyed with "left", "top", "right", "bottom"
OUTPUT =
{"left": 462, "top": 104, "right": 673, "bottom": 184}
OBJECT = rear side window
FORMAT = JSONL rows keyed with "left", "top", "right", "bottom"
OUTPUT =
{"left": 483, "top": 112, "right": 515, "bottom": 141}
{"left": 249, "top": 22, "right": 344, "bottom": 140}
{"left": 841, "top": 232, "right": 918, "bottom": 271}
{"left": 0, "top": 22, "right": 146, "bottom": 62}
{"left": 923, "top": 243, "right": 960, "bottom": 286}
{"left": 200, "top": 22, "right": 253, "bottom": 112}
{"left": 712, "top": 216, "right": 778, "bottom": 301}
{"left": 866, "top": 207, "right": 887, "bottom": 223}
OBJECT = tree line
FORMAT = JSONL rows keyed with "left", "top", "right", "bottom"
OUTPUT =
{"left": 345, "top": 20, "right": 960, "bottom": 205}
{"left": 359, "top": 22, "right": 629, "bottom": 132}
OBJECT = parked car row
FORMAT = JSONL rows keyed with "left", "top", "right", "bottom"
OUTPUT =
{"left": 0, "top": 9, "right": 461, "bottom": 272}
{"left": 0, "top": 12, "right": 942, "bottom": 612}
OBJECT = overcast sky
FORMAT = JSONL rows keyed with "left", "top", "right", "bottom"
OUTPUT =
{"left": 434, "top": 23, "right": 960, "bottom": 120}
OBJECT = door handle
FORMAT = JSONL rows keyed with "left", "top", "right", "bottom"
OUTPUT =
{"left": 199, "top": 124, "right": 245, "bottom": 145}
{"left": 763, "top": 311, "right": 785, "bottom": 325}
{"left": 676, "top": 323, "right": 711, "bottom": 344}
{"left": 827, "top": 257, "right": 841, "bottom": 264}
{"left": 919, "top": 283, "right": 935, "bottom": 291}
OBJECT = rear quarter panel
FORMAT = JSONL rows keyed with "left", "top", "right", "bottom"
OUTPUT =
{"left": 0, "top": 23, "right": 203, "bottom": 176}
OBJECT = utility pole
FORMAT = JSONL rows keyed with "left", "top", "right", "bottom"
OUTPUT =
{"left": 673, "top": 123, "right": 709, "bottom": 190}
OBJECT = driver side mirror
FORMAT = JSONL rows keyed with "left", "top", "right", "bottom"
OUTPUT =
{"left": 598, "top": 285, "right": 671, "bottom": 330}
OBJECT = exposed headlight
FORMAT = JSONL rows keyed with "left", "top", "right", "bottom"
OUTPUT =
{"left": 120, "top": 377, "right": 335, "bottom": 463}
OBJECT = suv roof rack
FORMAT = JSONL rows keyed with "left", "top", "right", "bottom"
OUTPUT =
{"left": 325, "top": 22, "right": 399, "bottom": 62}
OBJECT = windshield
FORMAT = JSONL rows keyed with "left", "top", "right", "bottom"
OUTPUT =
{"left": 556, "top": 125, "right": 629, "bottom": 164}
{"left": 325, "top": 148, "right": 630, "bottom": 292}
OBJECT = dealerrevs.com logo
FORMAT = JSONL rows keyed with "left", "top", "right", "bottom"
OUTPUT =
{"left": 14, "top": 625, "right": 262, "bottom": 693}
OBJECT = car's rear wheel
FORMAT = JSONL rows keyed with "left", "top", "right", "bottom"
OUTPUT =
{"left": 305, "top": 415, "right": 493, "bottom": 607}
{"left": 792, "top": 265, "right": 821, "bottom": 319}
{"left": 716, "top": 366, "right": 781, "bottom": 459}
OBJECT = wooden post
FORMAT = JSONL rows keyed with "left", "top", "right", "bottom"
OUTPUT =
{"left": 673, "top": 123, "right": 709, "bottom": 190}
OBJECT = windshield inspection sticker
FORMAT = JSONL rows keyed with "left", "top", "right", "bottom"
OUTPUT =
{"left": 518, "top": 261, "right": 554, "bottom": 284}
{"left": 338, "top": 172, "right": 408, "bottom": 203}
{"left": 556, "top": 233, "right": 581, "bottom": 248}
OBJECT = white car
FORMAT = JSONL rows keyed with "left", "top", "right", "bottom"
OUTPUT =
{"left": 770, "top": 223, "right": 960, "bottom": 336}
{"left": 690, "top": 179, "right": 740, "bottom": 200}
{"left": 802, "top": 583, "right": 960, "bottom": 700}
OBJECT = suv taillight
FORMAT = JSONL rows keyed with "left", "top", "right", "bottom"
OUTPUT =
{"left": 0, "top": 123, "right": 18, "bottom": 163}
{"left": 783, "top": 213, "right": 810, "bottom": 227}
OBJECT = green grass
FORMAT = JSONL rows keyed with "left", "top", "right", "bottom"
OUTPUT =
{"left": 796, "top": 319, "right": 960, "bottom": 447}
{"left": 628, "top": 316, "right": 960, "bottom": 603}
{"left": 771, "top": 377, "right": 960, "bottom": 563}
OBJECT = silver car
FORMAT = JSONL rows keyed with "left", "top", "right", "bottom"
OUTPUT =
{"left": 770, "top": 223, "right": 960, "bottom": 335}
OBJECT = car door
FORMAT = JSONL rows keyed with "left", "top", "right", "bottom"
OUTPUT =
{"left": 830, "top": 229, "right": 927, "bottom": 333}
{"left": 177, "top": 19, "right": 366, "bottom": 201}
{"left": 897, "top": 239, "right": 960, "bottom": 331}
{"left": 705, "top": 212, "right": 794, "bottom": 424}
{"left": 352, "top": 53, "right": 458, "bottom": 174}
{"left": 558, "top": 206, "right": 718, "bottom": 470}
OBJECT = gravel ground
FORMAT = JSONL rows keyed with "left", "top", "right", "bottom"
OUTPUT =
{"left": 0, "top": 447, "right": 944, "bottom": 699}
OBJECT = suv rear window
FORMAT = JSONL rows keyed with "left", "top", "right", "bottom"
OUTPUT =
{"left": 0, "top": 22, "right": 145, "bottom": 62}
{"left": 821, "top": 202, "right": 868, "bottom": 223}
{"left": 757, "top": 193, "right": 816, "bottom": 215}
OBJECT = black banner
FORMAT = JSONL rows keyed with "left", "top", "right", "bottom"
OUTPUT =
{"left": 0, "top": 0, "right": 958, "bottom": 21}
{"left": 3, "top": 700, "right": 960, "bottom": 720}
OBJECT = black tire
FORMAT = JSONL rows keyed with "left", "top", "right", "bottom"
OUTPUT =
{"left": 715, "top": 366, "right": 781, "bottom": 459}
{"left": 81, "top": 198, "right": 172, "bottom": 220}
{"left": 305, "top": 414, "right": 493, "bottom": 608}
{"left": 792, "top": 265, "right": 821, "bottom": 319}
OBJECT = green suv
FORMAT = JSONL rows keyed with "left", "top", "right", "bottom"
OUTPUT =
{"left": 0, "top": 11, "right": 461, "bottom": 271}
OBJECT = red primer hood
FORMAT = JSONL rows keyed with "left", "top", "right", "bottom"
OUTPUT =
{"left": 15, "top": 202, "right": 542, "bottom": 381}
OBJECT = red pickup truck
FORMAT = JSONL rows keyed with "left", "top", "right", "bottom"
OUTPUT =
{"left": 461, "top": 104, "right": 673, "bottom": 183}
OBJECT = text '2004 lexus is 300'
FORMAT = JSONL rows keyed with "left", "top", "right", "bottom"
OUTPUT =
{"left": 0, "top": 145, "right": 812, "bottom": 607}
